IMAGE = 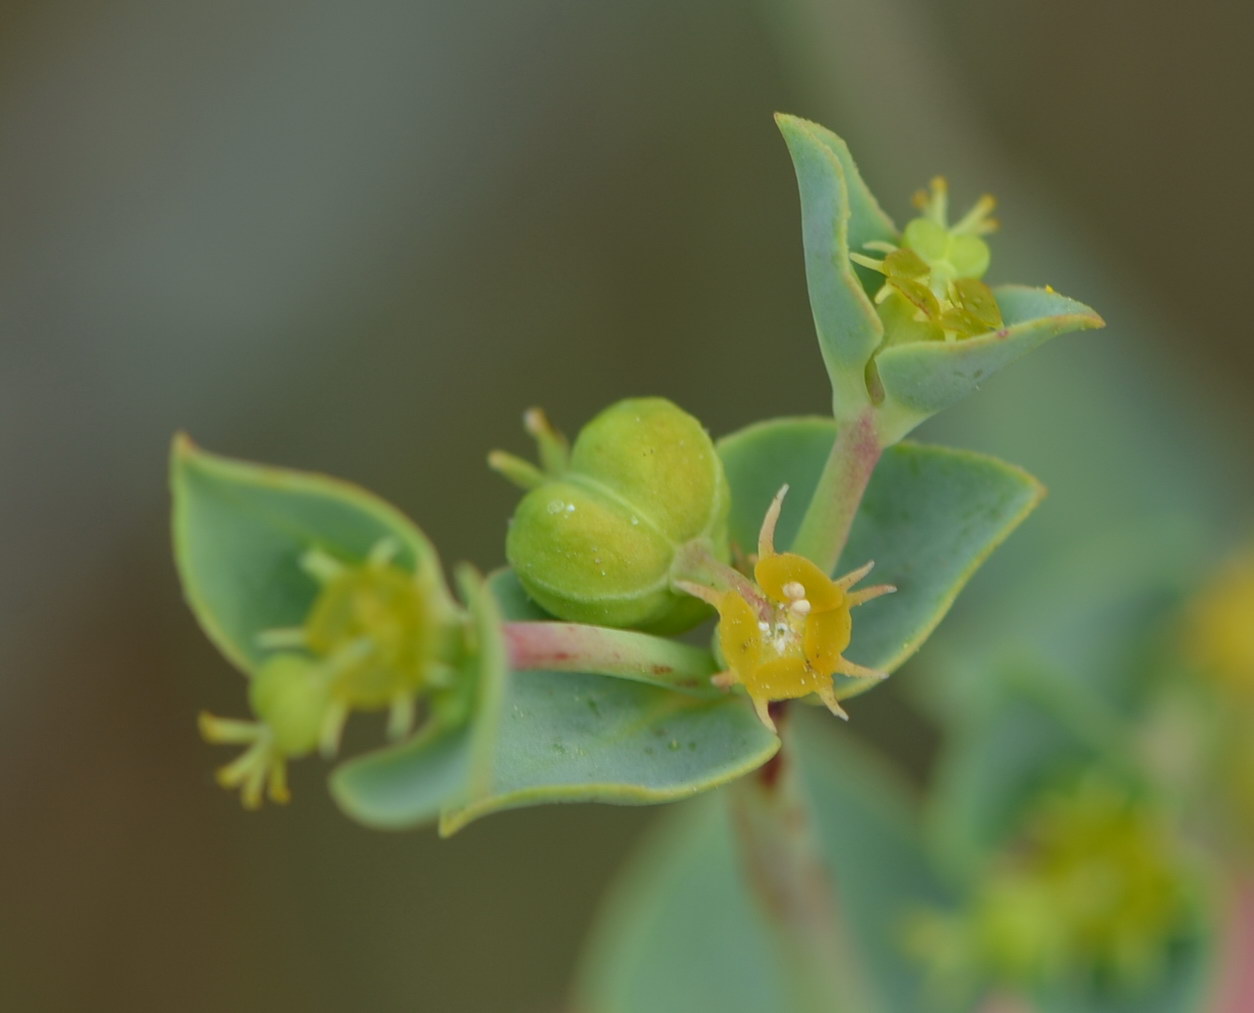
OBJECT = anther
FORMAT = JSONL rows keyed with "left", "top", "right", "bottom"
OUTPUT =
{"left": 782, "top": 581, "right": 806, "bottom": 600}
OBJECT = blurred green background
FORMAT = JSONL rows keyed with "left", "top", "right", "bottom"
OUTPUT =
{"left": 4, "top": 1, "right": 1252, "bottom": 1009}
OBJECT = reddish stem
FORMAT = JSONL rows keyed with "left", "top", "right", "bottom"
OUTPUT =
{"left": 790, "top": 410, "right": 882, "bottom": 574}
{"left": 502, "top": 620, "right": 718, "bottom": 695}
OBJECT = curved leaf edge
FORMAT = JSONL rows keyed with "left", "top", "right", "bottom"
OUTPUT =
{"left": 170, "top": 432, "right": 445, "bottom": 678}
{"left": 774, "top": 114, "right": 884, "bottom": 412}
{"left": 841, "top": 449, "right": 1044, "bottom": 700}
{"left": 436, "top": 744, "right": 778, "bottom": 837}
{"left": 877, "top": 286, "right": 1104, "bottom": 368}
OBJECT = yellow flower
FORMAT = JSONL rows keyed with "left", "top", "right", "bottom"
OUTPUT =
{"left": 851, "top": 177, "right": 1004, "bottom": 343}
{"left": 681, "top": 486, "right": 893, "bottom": 731}
{"left": 200, "top": 538, "right": 451, "bottom": 808}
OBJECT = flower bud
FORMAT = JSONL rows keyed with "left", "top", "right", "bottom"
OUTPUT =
{"left": 493, "top": 397, "right": 730, "bottom": 633}
{"left": 247, "top": 653, "right": 331, "bottom": 757}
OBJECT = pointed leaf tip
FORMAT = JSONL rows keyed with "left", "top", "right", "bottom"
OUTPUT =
{"left": 775, "top": 115, "right": 885, "bottom": 414}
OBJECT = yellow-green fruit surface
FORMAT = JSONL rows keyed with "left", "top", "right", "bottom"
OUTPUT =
{"left": 506, "top": 397, "right": 729, "bottom": 633}
{"left": 248, "top": 654, "right": 331, "bottom": 756}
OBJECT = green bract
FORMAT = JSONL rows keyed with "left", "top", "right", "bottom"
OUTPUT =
{"left": 172, "top": 435, "right": 478, "bottom": 806}
{"left": 774, "top": 114, "right": 1104, "bottom": 445}
{"left": 493, "top": 397, "right": 731, "bottom": 634}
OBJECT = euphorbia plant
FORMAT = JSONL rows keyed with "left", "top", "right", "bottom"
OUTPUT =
{"left": 171, "top": 114, "right": 1101, "bottom": 1009}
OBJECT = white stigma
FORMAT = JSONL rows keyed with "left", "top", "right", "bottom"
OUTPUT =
{"left": 782, "top": 581, "right": 806, "bottom": 601}
{"left": 790, "top": 598, "right": 812, "bottom": 616}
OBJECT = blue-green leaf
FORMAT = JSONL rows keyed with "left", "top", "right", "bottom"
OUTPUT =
{"left": 781, "top": 117, "right": 899, "bottom": 284}
{"left": 331, "top": 569, "right": 779, "bottom": 834}
{"left": 775, "top": 114, "right": 887, "bottom": 418}
{"left": 437, "top": 572, "right": 779, "bottom": 834}
{"left": 329, "top": 565, "right": 507, "bottom": 830}
{"left": 170, "top": 434, "right": 448, "bottom": 677}
{"left": 328, "top": 722, "right": 475, "bottom": 830}
{"left": 790, "top": 714, "right": 966, "bottom": 1013}
{"left": 575, "top": 795, "right": 791, "bottom": 1013}
{"left": 875, "top": 286, "right": 1104, "bottom": 441}
{"left": 576, "top": 717, "right": 963, "bottom": 1013}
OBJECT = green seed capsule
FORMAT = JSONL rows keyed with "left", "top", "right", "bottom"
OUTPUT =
{"left": 247, "top": 654, "right": 332, "bottom": 757}
{"left": 493, "top": 397, "right": 731, "bottom": 633}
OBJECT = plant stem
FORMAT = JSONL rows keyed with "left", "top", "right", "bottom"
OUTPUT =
{"left": 728, "top": 709, "right": 875, "bottom": 1013}
{"left": 671, "top": 538, "right": 769, "bottom": 612}
{"left": 502, "top": 621, "right": 719, "bottom": 696}
{"left": 790, "top": 410, "right": 881, "bottom": 574}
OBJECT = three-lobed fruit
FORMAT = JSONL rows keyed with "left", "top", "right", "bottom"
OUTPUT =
{"left": 505, "top": 397, "right": 730, "bottom": 633}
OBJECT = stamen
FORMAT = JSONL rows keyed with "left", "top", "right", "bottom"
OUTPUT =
{"left": 319, "top": 700, "right": 349, "bottom": 758}
{"left": 817, "top": 686, "right": 850, "bottom": 721}
{"left": 847, "top": 583, "right": 896, "bottom": 607}
{"left": 240, "top": 764, "right": 266, "bottom": 810}
{"left": 199, "top": 713, "right": 261, "bottom": 745}
{"left": 952, "top": 194, "right": 998, "bottom": 236}
{"left": 790, "top": 598, "right": 812, "bottom": 616}
{"left": 522, "top": 406, "right": 551, "bottom": 438}
{"left": 487, "top": 449, "right": 546, "bottom": 490}
{"left": 923, "top": 176, "right": 948, "bottom": 225}
{"left": 267, "top": 756, "right": 291, "bottom": 805}
{"left": 215, "top": 741, "right": 265, "bottom": 787}
{"left": 301, "top": 546, "right": 346, "bottom": 584}
{"left": 674, "top": 579, "right": 722, "bottom": 608}
{"left": 523, "top": 406, "right": 569, "bottom": 474}
{"left": 835, "top": 559, "right": 876, "bottom": 590}
{"left": 782, "top": 581, "right": 806, "bottom": 600}
{"left": 255, "top": 627, "right": 307, "bottom": 649}
{"left": 368, "top": 537, "right": 401, "bottom": 568}
{"left": 850, "top": 252, "right": 886, "bottom": 273}
{"left": 758, "top": 484, "right": 789, "bottom": 560}
{"left": 387, "top": 692, "right": 416, "bottom": 740}
{"left": 322, "top": 637, "right": 374, "bottom": 677}
{"left": 751, "top": 697, "right": 777, "bottom": 732}
{"left": 837, "top": 659, "right": 888, "bottom": 680}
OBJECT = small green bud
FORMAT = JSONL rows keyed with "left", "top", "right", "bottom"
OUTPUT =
{"left": 248, "top": 653, "right": 331, "bottom": 756}
{"left": 493, "top": 397, "right": 730, "bottom": 633}
{"left": 199, "top": 653, "right": 333, "bottom": 809}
